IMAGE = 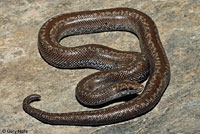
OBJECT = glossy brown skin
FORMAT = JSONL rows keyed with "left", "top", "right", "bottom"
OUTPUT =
{"left": 23, "top": 8, "right": 170, "bottom": 126}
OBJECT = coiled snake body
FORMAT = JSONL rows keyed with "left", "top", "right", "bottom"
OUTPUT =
{"left": 23, "top": 8, "right": 170, "bottom": 126}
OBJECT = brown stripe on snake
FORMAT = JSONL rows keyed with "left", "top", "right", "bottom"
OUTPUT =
{"left": 23, "top": 8, "right": 170, "bottom": 126}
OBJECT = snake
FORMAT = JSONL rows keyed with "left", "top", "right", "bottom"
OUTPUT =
{"left": 23, "top": 8, "right": 170, "bottom": 126}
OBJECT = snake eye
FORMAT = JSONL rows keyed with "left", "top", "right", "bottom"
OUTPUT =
{"left": 105, "top": 22, "right": 108, "bottom": 25}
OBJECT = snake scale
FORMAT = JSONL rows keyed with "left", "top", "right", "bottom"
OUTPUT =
{"left": 23, "top": 8, "right": 170, "bottom": 126}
